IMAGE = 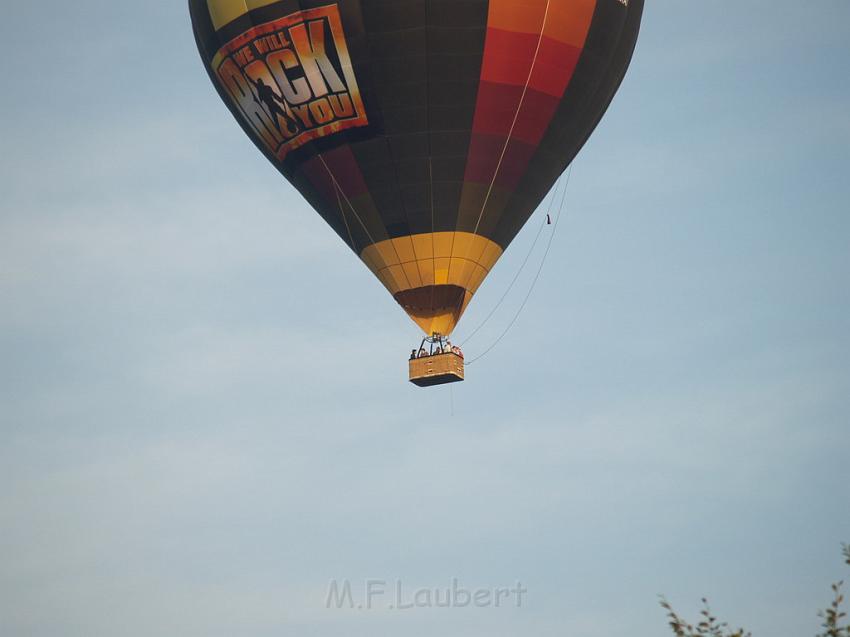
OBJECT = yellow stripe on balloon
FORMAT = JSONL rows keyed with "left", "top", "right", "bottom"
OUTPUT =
{"left": 207, "top": 0, "right": 282, "bottom": 31}
{"left": 360, "top": 232, "right": 503, "bottom": 335}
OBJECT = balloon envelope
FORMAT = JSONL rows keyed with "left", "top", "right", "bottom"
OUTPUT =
{"left": 189, "top": 0, "right": 643, "bottom": 335}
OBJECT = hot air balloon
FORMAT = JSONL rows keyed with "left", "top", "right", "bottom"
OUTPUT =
{"left": 189, "top": 0, "right": 643, "bottom": 386}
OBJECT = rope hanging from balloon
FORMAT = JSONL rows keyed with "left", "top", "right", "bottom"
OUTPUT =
{"left": 460, "top": 169, "right": 570, "bottom": 348}
{"left": 464, "top": 165, "right": 572, "bottom": 366}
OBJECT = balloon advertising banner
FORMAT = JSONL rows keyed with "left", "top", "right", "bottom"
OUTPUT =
{"left": 212, "top": 5, "right": 369, "bottom": 160}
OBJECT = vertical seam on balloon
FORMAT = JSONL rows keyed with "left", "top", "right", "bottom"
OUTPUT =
{"left": 334, "top": 182, "right": 356, "bottom": 251}
{"left": 356, "top": 6, "right": 427, "bottom": 295}
{"left": 429, "top": 158, "right": 437, "bottom": 320}
{"left": 384, "top": 136, "right": 427, "bottom": 289}
{"left": 426, "top": 0, "right": 437, "bottom": 324}
{"left": 472, "top": 0, "right": 551, "bottom": 238}
{"left": 454, "top": 0, "right": 551, "bottom": 321}
{"left": 317, "top": 154, "right": 413, "bottom": 291}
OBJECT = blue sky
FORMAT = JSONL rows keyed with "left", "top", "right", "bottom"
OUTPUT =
{"left": 1, "top": 2, "right": 848, "bottom": 636}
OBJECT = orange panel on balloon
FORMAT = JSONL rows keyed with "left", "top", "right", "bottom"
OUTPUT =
{"left": 463, "top": 0, "right": 596, "bottom": 193}
{"left": 487, "top": 0, "right": 596, "bottom": 46}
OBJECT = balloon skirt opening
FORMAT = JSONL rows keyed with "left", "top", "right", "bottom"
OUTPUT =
{"left": 395, "top": 284, "right": 469, "bottom": 336}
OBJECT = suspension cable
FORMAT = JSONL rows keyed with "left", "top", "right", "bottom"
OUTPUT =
{"left": 464, "top": 166, "right": 572, "bottom": 366}
{"left": 459, "top": 171, "right": 568, "bottom": 347}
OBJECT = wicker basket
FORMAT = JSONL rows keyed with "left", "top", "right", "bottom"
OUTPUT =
{"left": 409, "top": 352, "right": 465, "bottom": 387}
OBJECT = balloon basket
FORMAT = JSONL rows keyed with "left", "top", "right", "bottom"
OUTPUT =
{"left": 409, "top": 352, "right": 465, "bottom": 388}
